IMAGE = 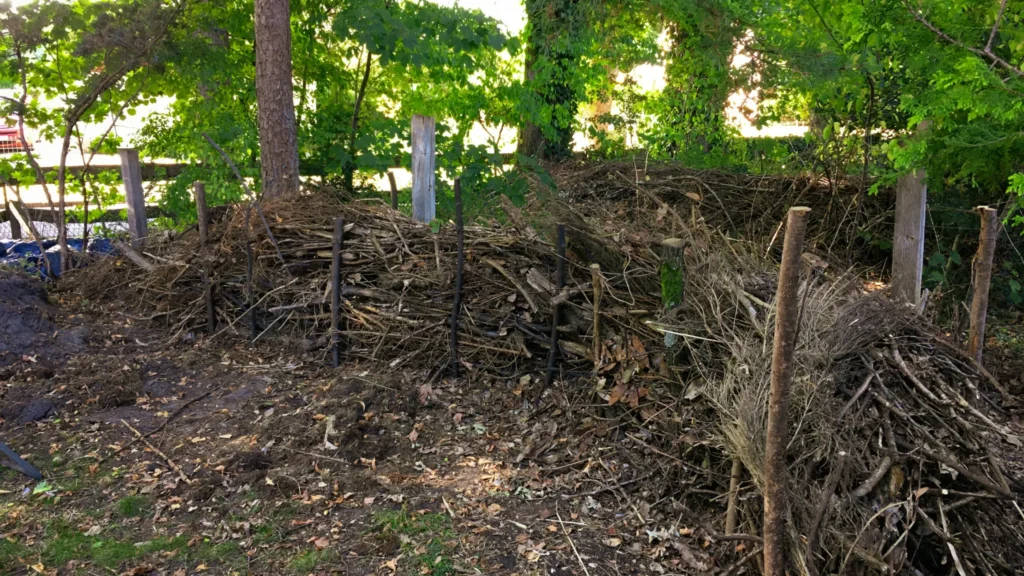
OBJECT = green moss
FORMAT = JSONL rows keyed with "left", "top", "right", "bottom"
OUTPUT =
{"left": 660, "top": 260, "right": 684, "bottom": 310}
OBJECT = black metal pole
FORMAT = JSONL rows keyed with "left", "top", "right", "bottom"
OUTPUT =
{"left": 449, "top": 178, "right": 464, "bottom": 377}
{"left": 245, "top": 240, "right": 257, "bottom": 340}
{"left": 545, "top": 224, "right": 566, "bottom": 386}
{"left": 332, "top": 217, "right": 345, "bottom": 368}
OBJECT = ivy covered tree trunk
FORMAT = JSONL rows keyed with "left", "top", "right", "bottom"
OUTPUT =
{"left": 254, "top": 0, "right": 300, "bottom": 199}
{"left": 662, "top": 4, "right": 738, "bottom": 155}
{"left": 517, "top": 0, "right": 586, "bottom": 161}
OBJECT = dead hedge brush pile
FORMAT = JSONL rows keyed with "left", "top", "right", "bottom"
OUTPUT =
{"left": 66, "top": 185, "right": 1023, "bottom": 574}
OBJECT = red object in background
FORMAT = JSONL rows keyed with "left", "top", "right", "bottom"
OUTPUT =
{"left": 0, "top": 123, "right": 32, "bottom": 154}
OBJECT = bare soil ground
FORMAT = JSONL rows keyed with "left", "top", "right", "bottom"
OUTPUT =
{"left": 0, "top": 271, "right": 735, "bottom": 576}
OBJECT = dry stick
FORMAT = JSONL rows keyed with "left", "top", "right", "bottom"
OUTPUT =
{"left": 968, "top": 206, "right": 999, "bottom": 365}
{"left": 449, "top": 178, "right": 465, "bottom": 377}
{"left": 482, "top": 257, "right": 538, "bottom": 312}
{"left": 545, "top": 224, "right": 566, "bottom": 387}
{"left": 556, "top": 507, "right": 591, "bottom": 576}
{"left": 113, "top": 240, "right": 155, "bottom": 271}
{"left": 331, "top": 217, "right": 345, "bottom": 368}
{"left": 763, "top": 206, "right": 811, "bottom": 576}
{"left": 121, "top": 419, "right": 192, "bottom": 485}
{"left": 387, "top": 171, "right": 399, "bottom": 210}
{"left": 590, "top": 263, "right": 602, "bottom": 369}
{"left": 194, "top": 181, "right": 210, "bottom": 245}
{"left": 806, "top": 452, "right": 847, "bottom": 576}
{"left": 101, "top": 391, "right": 212, "bottom": 464}
{"left": 724, "top": 457, "right": 743, "bottom": 535}
{"left": 850, "top": 455, "right": 893, "bottom": 499}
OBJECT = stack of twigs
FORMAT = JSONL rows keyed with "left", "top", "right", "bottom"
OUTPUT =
{"left": 69, "top": 195, "right": 670, "bottom": 378}
{"left": 67, "top": 178, "right": 1022, "bottom": 574}
{"left": 550, "top": 160, "right": 893, "bottom": 255}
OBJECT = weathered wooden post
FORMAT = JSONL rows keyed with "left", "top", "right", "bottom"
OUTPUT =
{"left": 449, "top": 178, "right": 465, "bottom": 377}
{"left": 891, "top": 121, "right": 930, "bottom": 305}
{"left": 118, "top": 148, "right": 147, "bottom": 248}
{"left": 410, "top": 115, "right": 436, "bottom": 223}
{"left": 545, "top": 224, "right": 566, "bottom": 387}
{"left": 194, "top": 181, "right": 210, "bottom": 245}
{"left": 331, "top": 217, "right": 345, "bottom": 368}
{"left": 764, "top": 206, "right": 811, "bottom": 576}
{"left": 387, "top": 171, "right": 399, "bottom": 211}
{"left": 968, "top": 206, "right": 999, "bottom": 365}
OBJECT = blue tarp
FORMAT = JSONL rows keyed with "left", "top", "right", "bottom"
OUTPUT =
{"left": 0, "top": 238, "right": 119, "bottom": 279}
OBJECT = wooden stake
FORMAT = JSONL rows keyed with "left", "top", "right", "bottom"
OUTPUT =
{"left": 411, "top": 115, "right": 436, "bottom": 223}
{"left": 590, "top": 263, "right": 602, "bottom": 369}
{"left": 764, "top": 206, "right": 811, "bottom": 576}
{"left": 968, "top": 206, "right": 999, "bottom": 365}
{"left": 332, "top": 217, "right": 345, "bottom": 368}
{"left": 194, "top": 181, "right": 210, "bottom": 245}
{"left": 119, "top": 148, "right": 147, "bottom": 249}
{"left": 449, "top": 178, "right": 464, "bottom": 377}
{"left": 387, "top": 171, "right": 399, "bottom": 211}
{"left": 203, "top": 273, "right": 216, "bottom": 332}
{"left": 546, "top": 224, "right": 566, "bottom": 387}
{"left": 725, "top": 457, "right": 742, "bottom": 535}
{"left": 245, "top": 240, "right": 257, "bottom": 340}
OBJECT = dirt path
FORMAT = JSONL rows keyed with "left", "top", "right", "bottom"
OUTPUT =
{"left": 0, "top": 275, "right": 736, "bottom": 575}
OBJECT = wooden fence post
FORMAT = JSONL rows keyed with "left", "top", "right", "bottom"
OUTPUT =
{"left": 891, "top": 168, "right": 927, "bottom": 304}
{"left": 118, "top": 148, "right": 147, "bottom": 248}
{"left": 387, "top": 171, "right": 399, "bottom": 211}
{"left": 449, "top": 178, "right": 464, "bottom": 377}
{"left": 764, "top": 206, "right": 811, "bottom": 576}
{"left": 968, "top": 206, "right": 999, "bottom": 365}
{"left": 411, "top": 115, "right": 436, "bottom": 223}
{"left": 194, "top": 181, "right": 210, "bottom": 245}
{"left": 332, "top": 217, "right": 345, "bottom": 368}
{"left": 545, "top": 224, "right": 566, "bottom": 387}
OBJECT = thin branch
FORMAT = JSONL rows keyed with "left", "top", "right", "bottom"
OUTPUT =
{"left": 903, "top": 0, "right": 1024, "bottom": 80}
{"left": 986, "top": 0, "right": 1008, "bottom": 53}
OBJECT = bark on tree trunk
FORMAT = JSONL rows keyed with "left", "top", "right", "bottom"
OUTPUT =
{"left": 254, "top": 0, "right": 300, "bottom": 199}
{"left": 517, "top": 0, "right": 582, "bottom": 161}
{"left": 763, "top": 206, "right": 811, "bottom": 576}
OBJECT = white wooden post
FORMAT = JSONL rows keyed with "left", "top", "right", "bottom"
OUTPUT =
{"left": 891, "top": 168, "right": 927, "bottom": 305}
{"left": 119, "top": 148, "right": 147, "bottom": 248}
{"left": 411, "top": 114, "right": 436, "bottom": 223}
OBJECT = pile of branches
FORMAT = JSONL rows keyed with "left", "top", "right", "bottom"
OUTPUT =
{"left": 67, "top": 195, "right": 669, "bottom": 379}
{"left": 642, "top": 223, "right": 1024, "bottom": 574}
{"left": 550, "top": 160, "right": 894, "bottom": 256}
{"left": 67, "top": 182, "right": 1022, "bottom": 574}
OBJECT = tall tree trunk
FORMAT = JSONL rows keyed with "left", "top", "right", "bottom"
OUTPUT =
{"left": 517, "top": 0, "right": 584, "bottom": 161}
{"left": 254, "top": 0, "right": 300, "bottom": 199}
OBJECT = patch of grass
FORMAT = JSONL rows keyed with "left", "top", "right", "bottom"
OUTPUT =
{"left": 41, "top": 525, "right": 190, "bottom": 571}
{"left": 372, "top": 508, "right": 456, "bottom": 576}
{"left": 0, "top": 537, "right": 30, "bottom": 573}
{"left": 289, "top": 548, "right": 336, "bottom": 573}
{"left": 113, "top": 494, "right": 150, "bottom": 519}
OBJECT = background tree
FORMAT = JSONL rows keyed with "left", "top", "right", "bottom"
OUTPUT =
{"left": 254, "top": 0, "right": 300, "bottom": 199}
